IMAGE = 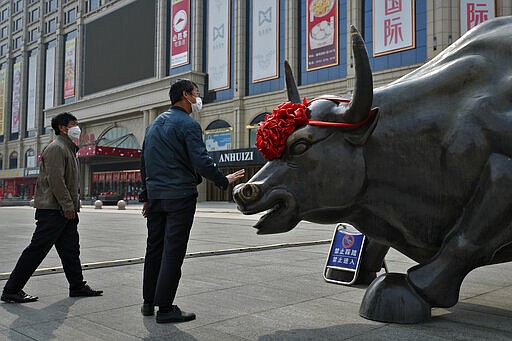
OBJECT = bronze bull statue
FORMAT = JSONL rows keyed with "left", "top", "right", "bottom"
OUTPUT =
{"left": 233, "top": 17, "right": 512, "bottom": 323}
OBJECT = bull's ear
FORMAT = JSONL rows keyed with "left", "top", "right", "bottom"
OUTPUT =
{"left": 344, "top": 107, "right": 380, "bottom": 146}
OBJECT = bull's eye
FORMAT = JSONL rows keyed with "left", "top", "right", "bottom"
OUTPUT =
{"left": 289, "top": 140, "right": 311, "bottom": 155}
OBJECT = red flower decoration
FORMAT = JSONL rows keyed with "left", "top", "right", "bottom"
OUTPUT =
{"left": 256, "top": 99, "right": 309, "bottom": 160}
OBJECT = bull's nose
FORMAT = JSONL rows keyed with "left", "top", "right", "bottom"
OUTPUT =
{"left": 233, "top": 183, "right": 261, "bottom": 203}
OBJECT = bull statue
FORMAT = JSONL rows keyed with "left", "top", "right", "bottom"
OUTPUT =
{"left": 233, "top": 17, "right": 512, "bottom": 324}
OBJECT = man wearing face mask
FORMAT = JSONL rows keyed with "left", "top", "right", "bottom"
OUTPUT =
{"left": 1, "top": 112, "right": 103, "bottom": 303}
{"left": 139, "top": 80, "right": 245, "bottom": 323}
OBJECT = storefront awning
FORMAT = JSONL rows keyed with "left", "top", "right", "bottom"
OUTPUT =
{"left": 77, "top": 146, "right": 141, "bottom": 158}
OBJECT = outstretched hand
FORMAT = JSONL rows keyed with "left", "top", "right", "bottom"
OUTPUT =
{"left": 226, "top": 169, "right": 245, "bottom": 184}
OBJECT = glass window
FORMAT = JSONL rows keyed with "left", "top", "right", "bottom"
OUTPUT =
{"left": 65, "top": 8, "right": 76, "bottom": 24}
{"left": 13, "top": 36, "right": 22, "bottom": 49}
{"left": 86, "top": 0, "right": 100, "bottom": 12}
{"left": 0, "top": 44, "right": 7, "bottom": 56}
{"left": 9, "top": 152, "right": 18, "bottom": 169}
{"left": 30, "top": 7, "right": 39, "bottom": 22}
{"left": 14, "top": 18, "right": 23, "bottom": 32}
{"left": 30, "top": 27, "right": 39, "bottom": 41}
{"left": 15, "top": 0, "right": 24, "bottom": 13}
{"left": 0, "top": 26, "right": 7, "bottom": 38}
{"left": 46, "top": 0, "right": 57, "bottom": 13}
{"left": 46, "top": 18, "right": 56, "bottom": 33}
{"left": 1, "top": 8, "right": 8, "bottom": 21}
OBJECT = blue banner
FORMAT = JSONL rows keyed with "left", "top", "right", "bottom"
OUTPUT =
{"left": 327, "top": 227, "right": 365, "bottom": 271}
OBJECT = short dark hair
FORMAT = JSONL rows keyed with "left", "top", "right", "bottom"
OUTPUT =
{"left": 51, "top": 112, "right": 77, "bottom": 135}
{"left": 169, "top": 79, "right": 198, "bottom": 105}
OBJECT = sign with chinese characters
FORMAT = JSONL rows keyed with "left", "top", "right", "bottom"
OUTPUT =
{"left": 373, "top": 0, "right": 415, "bottom": 57}
{"left": 170, "top": 0, "right": 190, "bottom": 68}
{"left": 64, "top": 37, "right": 76, "bottom": 99}
{"left": 208, "top": 0, "right": 230, "bottom": 91}
{"left": 11, "top": 61, "right": 22, "bottom": 134}
{"left": 204, "top": 128, "right": 232, "bottom": 151}
{"left": 326, "top": 224, "right": 365, "bottom": 271}
{"left": 0, "top": 68, "right": 5, "bottom": 136}
{"left": 460, "top": 0, "right": 495, "bottom": 35}
{"left": 44, "top": 44, "right": 56, "bottom": 109}
{"left": 27, "top": 51, "right": 38, "bottom": 131}
{"left": 252, "top": 0, "right": 279, "bottom": 82}
{"left": 306, "top": 0, "right": 338, "bottom": 71}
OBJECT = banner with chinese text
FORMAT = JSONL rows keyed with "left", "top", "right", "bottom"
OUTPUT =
{"left": 64, "top": 38, "right": 76, "bottom": 99}
{"left": 460, "top": 0, "right": 495, "bottom": 35}
{"left": 170, "top": 0, "right": 190, "bottom": 68}
{"left": 11, "top": 61, "right": 22, "bottom": 134}
{"left": 252, "top": 0, "right": 278, "bottom": 82}
{"left": 44, "top": 45, "right": 56, "bottom": 109}
{"left": 27, "top": 51, "right": 38, "bottom": 131}
{"left": 208, "top": 0, "right": 230, "bottom": 91}
{"left": 373, "top": 0, "right": 415, "bottom": 56}
{"left": 0, "top": 68, "right": 5, "bottom": 136}
{"left": 306, "top": 0, "right": 338, "bottom": 71}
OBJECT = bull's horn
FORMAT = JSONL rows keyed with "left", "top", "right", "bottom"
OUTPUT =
{"left": 284, "top": 60, "right": 301, "bottom": 104}
{"left": 346, "top": 25, "right": 373, "bottom": 123}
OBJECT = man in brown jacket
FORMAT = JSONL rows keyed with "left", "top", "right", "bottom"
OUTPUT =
{"left": 1, "top": 112, "right": 103, "bottom": 303}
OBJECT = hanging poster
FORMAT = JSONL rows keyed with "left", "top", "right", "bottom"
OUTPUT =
{"left": 252, "top": 0, "right": 278, "bottom": 82}
{"left": 170, "top": 0, "right": 190, "bottom": 68}
{"left": 44, "top": 44, "right": 56, "bottom": 109}
{"left": 64, "top": 37, "right": 76, "bottom": 99}
{"left": 204, "top": 128, "right": 232, "bottom": 151}
{"left": 27, "top": 51, "right": 38, "bottom": 131}
{"left": 11, "top": 61, "right": 22, "bottom": 134}
{"left": 208, "top": 0, "right": 230, "bottom": 91}
{"left": 373, "top": 0, "right": 415, "bottom": 56}
{"left": 306, "top": 0, "right": 338, "bottom": 71}
{"left": 460, "top": 0, "right": 495, "bottom": 35}
{"left": 0, "top": 68, "right": 5, "bottom": 136}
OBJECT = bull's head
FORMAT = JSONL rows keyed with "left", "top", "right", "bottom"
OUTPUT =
{"left": 233, "top": 26, "right": 380, "bottom": 234}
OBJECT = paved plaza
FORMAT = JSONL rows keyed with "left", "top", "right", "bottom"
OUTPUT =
{"left": 0, "top": 203, "right": 511, "bottom": 340}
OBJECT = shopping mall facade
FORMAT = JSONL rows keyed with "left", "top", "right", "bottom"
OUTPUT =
{"left": 0, "top": 0, "right": 510, "bottom": 202}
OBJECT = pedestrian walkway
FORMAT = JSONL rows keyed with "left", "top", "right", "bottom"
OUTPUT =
{"left": 1, "top": 204, "right": 512, "bottom": 340}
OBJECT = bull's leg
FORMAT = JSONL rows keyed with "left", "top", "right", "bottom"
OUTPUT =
{"left": 355, "top": 239, "right": 389, "bottom": 284}
{"left": 408, "top": 153, "right": 512, "bottom": 308}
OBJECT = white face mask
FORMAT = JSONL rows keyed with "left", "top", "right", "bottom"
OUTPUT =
{"left": 191, "top": 97, "right": 203, "bottom": 113}
{"left": 68, "top": 126, "right": 81, "bottom": 140}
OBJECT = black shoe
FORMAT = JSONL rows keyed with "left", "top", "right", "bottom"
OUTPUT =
{"left": 141, "top": 302, "right": 154, "bottom": 316}
{"left": 156, "top": 305, "right": 196, "bottom": 323}
{"left": 69, "top": 285, "right": 103, "bottom": 297}
{"left": 1, "top": 290, "right": 39, "bottom": 303}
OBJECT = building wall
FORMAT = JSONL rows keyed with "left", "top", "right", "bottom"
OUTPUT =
{"left": 0, "top": 0, "right": 508, "bottom": 200}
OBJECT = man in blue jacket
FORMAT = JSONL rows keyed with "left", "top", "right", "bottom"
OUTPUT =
{"left": 139, "top": 79, "right": 245, "bottom": 323}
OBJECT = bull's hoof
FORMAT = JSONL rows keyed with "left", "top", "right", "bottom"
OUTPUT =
{"left": 359, "top": 273, "right": 431, "bottom": 323}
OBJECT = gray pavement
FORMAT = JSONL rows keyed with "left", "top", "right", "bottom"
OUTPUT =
{"left": 1, "top": 203, "right": 512, "bottom": 340}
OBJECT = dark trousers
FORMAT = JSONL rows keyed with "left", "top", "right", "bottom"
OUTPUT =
{"left": 143, "top": 195, "right": 197, "bottom": 307}
{"left": 3, "top": 209, "right": 85, "bottom": 294}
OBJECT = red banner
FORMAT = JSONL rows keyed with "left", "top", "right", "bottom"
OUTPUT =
{"left": 170, "top": 0, "right": 190, "bottom": 68}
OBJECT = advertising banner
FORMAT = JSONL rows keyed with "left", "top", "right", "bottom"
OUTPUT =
{"left": 0, "top": 68, "right": 5, "bottom": 136}
{"left": 44, "top": 45, "right": 56, "bottom": 109}
{"left": 373, "top": 0, "right": 415, "bottom": 56}
{"left": 460, "top": 0, "right": 495, "bottom": 34}
{"left": 207, "top": 0, "right": 230, "bottom": 91}
{"left": 306, "top": 0, "right": 338, "bottom": 71}
{"left": 170, "top": 0, "right": 190, "bottom": 68}
{"left": 11, "top": 61, "right": 22, "bottom": 134}
{"left": 27, "top": 52, "right": 38, "bottom": 131}
{"left": 204, "top": 128, "right": 232, "bottom": 151}
{"left": 252, "top": 0, "right": 278, "bottom": 82}
{"left": 64, "top": 37, "right": 76, "bottom": 99}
